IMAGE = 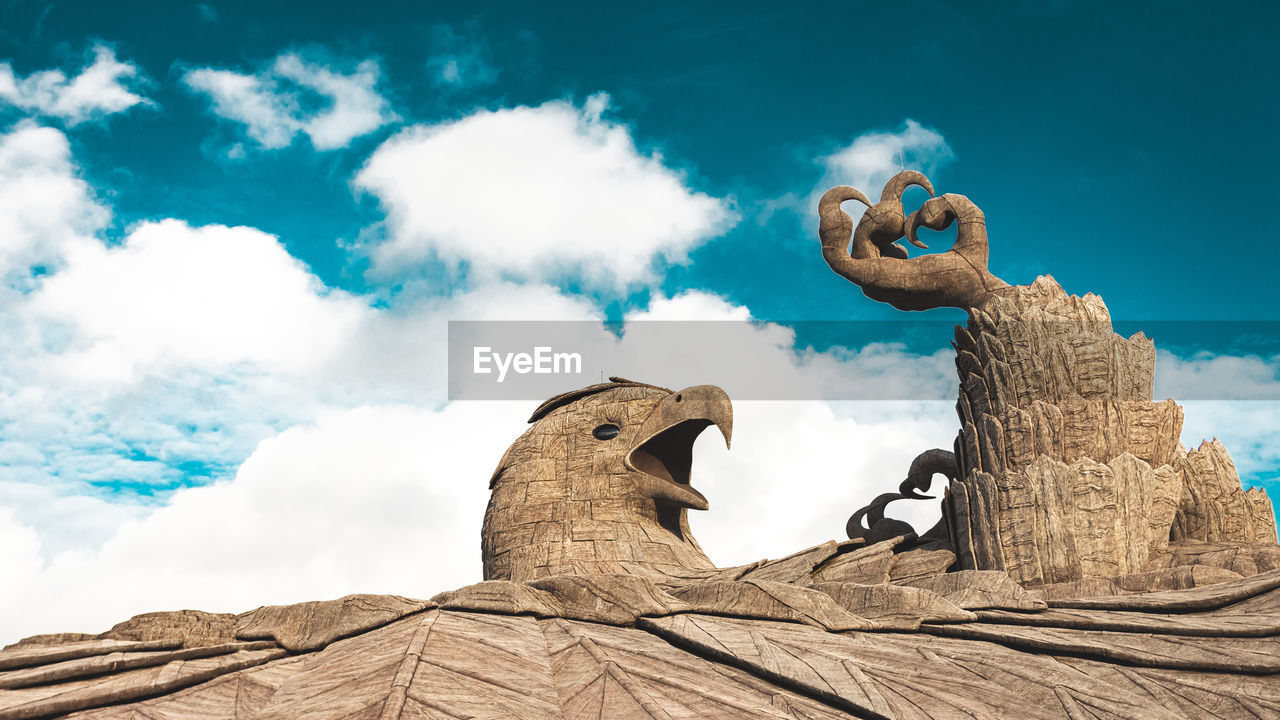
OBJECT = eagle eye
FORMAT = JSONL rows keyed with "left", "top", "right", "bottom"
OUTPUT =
{"left": 592, "top": 423, "right": 620, "bottom": 441}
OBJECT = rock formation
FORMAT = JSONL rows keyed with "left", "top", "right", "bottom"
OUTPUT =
{"left": 3, "top": 172, "right": 1279, "bottom": 719}
{"left": 5, "top": 543, "right": 1280, "bottom": 719}
{"left": 943, "top": 276, "right": 1276, "bottom": 585}
{"left": 826, "top": 171, "right": 1278, "bottom": 589}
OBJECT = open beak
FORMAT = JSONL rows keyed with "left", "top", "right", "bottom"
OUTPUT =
{"left": 624, "top": 385, "right": 732, "bottom": 511}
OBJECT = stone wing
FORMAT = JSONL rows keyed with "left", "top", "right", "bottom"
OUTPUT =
{"left": 4, "top": 569, "right": 1280, "bottom": 719}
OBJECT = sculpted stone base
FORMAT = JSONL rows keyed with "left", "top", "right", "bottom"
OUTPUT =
{"left": 942, "top": 276, "right": 1276, "bottom": 586}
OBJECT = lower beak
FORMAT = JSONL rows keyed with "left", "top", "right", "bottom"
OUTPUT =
{"left": 624, "top": 385, "right": 732, "bottom": 511}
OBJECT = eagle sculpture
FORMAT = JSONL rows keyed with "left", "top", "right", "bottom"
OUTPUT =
{"left": 3, "top": 175, "right": 1280, "bottom": 720}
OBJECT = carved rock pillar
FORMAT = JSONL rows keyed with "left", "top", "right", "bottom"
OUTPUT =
{"left": 943, "top": 276, "right": 1277, "bottom": 585}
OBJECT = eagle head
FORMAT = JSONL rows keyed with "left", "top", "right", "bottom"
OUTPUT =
{"left": 481, "top": 378, "right": 732, "bottom": 582}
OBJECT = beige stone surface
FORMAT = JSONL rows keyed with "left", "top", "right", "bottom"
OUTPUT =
{"left": 885, "top": 547, "right": 955, "bottom": 582}
{"left": 735, "top": 540, "right": 847, "bottom": 585}
{"left": 234, "top": 594, "right": 431, "bottom": 652}
{"left": 61, "top": 654, "right": 308, "bottom": 720}
{"left": 809, "top": 538, "right": 897, "bottom": 584}
{"left": 974, "top": 606, "right": 1280, "bottom": 637}
{"left": 1026, "top": 565, "right": 1247, "bottom": 602}
{"left": 0, "top": 639, "right": 98, "bottom": 652}
{"left": 924, "top": 621, "right": 1280, "bottom": 673}
{"left": 9, "top": 539, "right": 1280, "bottom": 720}
{"left": 100, "top": 611, "right": 237, "bottom": 649}
{"left": 898, "top": 570, "right": 1046, "bottom": 611}
{"left": 1148, "top": 538, "right": 1280, "bottom": 577}
{"left": 0, "top": 642, "right": 276, "bottom": 691}
{"left": 540, "top": 617, "right": 856, "bottom": 719}
{"left": 929, "top": 275, "right": 1278, "bottom": 586}
{"left": 527, "top": 574, "right": 691, "bottom": 625}
{"left": 0, "top": 647, "right": 287, "bottom": 720}
{"left": 431, "top": 579, "right": 564, "bottom": 617}
{"left": 1043, "top": 567, "right": 1280, "bottom": 611}
{"left": 0, "top": 641, "right": 181, "bottom": 672}
{"left": 640, "top": 613, "right": 1164, "bottom": 719}
{"left": 812, "top": 582, "right": 975, "bottom": 626}
{"left": 668, "top": 580, "right": 874, "bottom": 631}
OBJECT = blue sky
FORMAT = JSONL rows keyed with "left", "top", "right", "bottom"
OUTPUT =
{"left": 5, "top": 1, "right": 1278, "bottom": 319}
{"left": 0, "top": 1, "right": 1277, "bottom": 641}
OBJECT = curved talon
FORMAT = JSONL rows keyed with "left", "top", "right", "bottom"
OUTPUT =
{"left": 846, "top": 448, "right": 959, "bottom": 543}
{"left": 879, "top": 170, "right": 934, "bottom": 250}
{"left": 900, "top": 489, "right": 935, "bottom": 501}
{"left": 818, "top": 185, "right": 871, "bottom": 256}
{"left": 846, "top": 491, "right": 910, "bottom": 541}
{"left": 819, "top": 185, "right": 872, "bottom": 216}
{"left": 898, "top": 448, "right": 958, "bottom": 498}
{"left": 851, "top": 170, "right": 935, "bottom": 259}
{"left": 905, "top": 195, "right": 957, "bottom": 250}
{"left": 879, "top": 169, "right": 934, "bottom": 203}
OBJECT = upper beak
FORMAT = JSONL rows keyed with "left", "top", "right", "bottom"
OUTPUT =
{"left": 624, "top": 385, "right": 732, "bottom": 511}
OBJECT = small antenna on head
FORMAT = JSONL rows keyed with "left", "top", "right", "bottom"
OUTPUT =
{"left": 898, "top": 151, "right": 904, "bottom": 171}
{"left": 600, "top": 370, "right": 604, "bottom": 383}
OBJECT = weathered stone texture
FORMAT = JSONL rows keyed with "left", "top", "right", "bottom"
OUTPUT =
{"left": 482, "top": 380, "right": 731, "bottom": 583}
{"left": 99, "top": 611, "right": 236, "bottom": 649}
{"left": 233, "top": 594, "right": 430, "bottom": 652}
{"left": 944, "top": 276, "right": 1277, "bottom": 585}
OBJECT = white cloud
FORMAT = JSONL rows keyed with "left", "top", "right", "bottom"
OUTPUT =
{"left": 1181, "top": 401, "right": 1280, "bottom": 491}
{"left": 0, "top": 122, "right": 107, "bottom": 285}
{"left": 0, "top": 45, "right": 149, "bottom": 125}
{"left": 0, "top": 328, "right": 961, "bottom": 644}
{"left": 0, "top": 481, "right": 146, "bottom": 559}
{"left": 694, "top": 400, "right": 957, "bottom": 565}
{"left": 28, "top": 219, "right": 370, "bottom": 383}
{"left": 183, "top": 52, "right": 396, "bottom": 151}
{"left": 319, "top": 281, "right": 602, "bottom": 403}
{"left": 0, "top": 508, "right": 43, "bottom": 616}
{"left": 182, "top": 69, "right": 297, "bottom": 149}
{"left": 0, "top": 122, "right": 610, "bottom": 586}
{"left": 629, "top": 291, "right": 752, "bottom": 322}
{"left": 0, "top": 131, "right": 978, "bottom": 639}
{"left": 0, "top": 394, "right": 962, "bottom": 644}
{"left": 274, "top": 56, "right": 393, "bottom": 150}
{"left": 354, "top": 94, "right": 736, "bottom": 287}
{"left": 1155, "top": 350, "right": 1280, "bottom": 401}
{"left": 0, "top": 403, "right": 522, "bottom": 640}
{"left": 602, "top": 291, "right": 956, "bottom": 402}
